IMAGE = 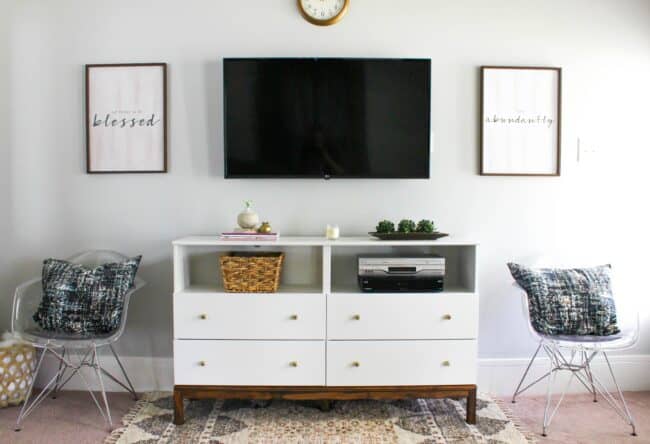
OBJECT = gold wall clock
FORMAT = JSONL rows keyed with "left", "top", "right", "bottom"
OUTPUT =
{"left": 298, "top": 0, "right": 349, "bottom": 26}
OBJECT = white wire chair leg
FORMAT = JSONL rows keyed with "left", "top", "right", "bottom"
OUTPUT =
{"left": 542, "top": 344, "right": 576, "bottom": 436}
{"left": 92, "top": 345, "right": 113, "bottom": 429}
{"left": 51, "top": 347, "right": 65, "bottom": 399}
{"left": 65, "top": 347, "right": 113, "bottom": 429}
{"left": 15, "top": 344, "right": 129, "bottom": 432}
{"left": 512, "top": 341, "right": 544, "bottom": 403}
{"left": 98, "top": 367, "right": 137, "bottom": 401}
{"left": 17, "top": 368, "right": 62, "bottom": 423}
{"left": 15, "top": 347, "right": 48, "bottom": 431}
{"left": 16, "top": 347, "right": 78, "bottom": 431}
{"left": 582, "top": 350, "right": 598, "bottom": 402}
{"left": 50, "top": 347, "right": 92, "bottom": 394}
{"left": 603, "top": 352, "right": 637, "bottom": 436}
{"left": 542, "top": 350, "right": 557, "bottom": 437}
{"left": 543, "top": 345, "right": 581, "bottom": 437}
{"left": 105, "top": 344, "right": 138, "bottom": 400}
{"left": 535, "top": 344, "right": 637, "bottom": 438}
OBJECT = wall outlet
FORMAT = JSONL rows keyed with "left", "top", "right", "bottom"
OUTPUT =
{"left": 577, "top": 137, "right": 600, "bottom": 163}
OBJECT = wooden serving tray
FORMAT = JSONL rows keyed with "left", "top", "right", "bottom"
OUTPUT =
{"left": 368, "top": 232, "right": 449, "bottom": 241}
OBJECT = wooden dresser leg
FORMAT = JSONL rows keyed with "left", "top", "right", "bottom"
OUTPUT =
{"left": 466, "top": 386, "right": 477, "bottom": 424}
{"left": 173, "top": 388, "right": 185, "bottom": 425}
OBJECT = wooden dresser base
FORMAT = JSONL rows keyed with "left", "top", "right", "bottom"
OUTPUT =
{"left": 173, "top": 384, "right": 477, "bottom": 425}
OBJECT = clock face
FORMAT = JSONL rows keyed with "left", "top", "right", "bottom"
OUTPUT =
{"left": 299, "top": 0, "right": 348, "bottom": 25}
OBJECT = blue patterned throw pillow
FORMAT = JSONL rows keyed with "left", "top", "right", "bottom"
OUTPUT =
{"left": 33, "top": 256, "right": 141, "bottom": 334}
{"left": 507, "top": 263, "right": 620, "bottom": 336}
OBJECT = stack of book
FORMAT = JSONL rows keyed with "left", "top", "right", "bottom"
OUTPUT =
{"left": 219, "top": 231, "right": 280, "bottom": 241}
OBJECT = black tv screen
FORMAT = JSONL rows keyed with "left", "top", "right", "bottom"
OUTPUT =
{"left": 224, "top": 58, "right": 431, "bottom": 178}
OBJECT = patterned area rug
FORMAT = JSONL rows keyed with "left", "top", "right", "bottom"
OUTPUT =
{"left": 106, "top": 392, "right": 534, "bottom": 444}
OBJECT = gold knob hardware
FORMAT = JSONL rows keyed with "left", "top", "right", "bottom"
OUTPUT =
{"left": 442, "top": 360, "right": 451, "bottom": 367}
{"left": 351, "top": 361, "right": 360, "bottom": 367}
{"left": 198, "top": 361, "right": 207, "bottom": 367}
{"left": 199, "top": 313, "right": 208, "bottom": 320}
{"left": 352, "top": 314, "right": 361, "bottom": 321}
{"left": 289, "top": 361, "right": 299, "bottom": 367}
{"left": 442, "top": 314, "right": 452, "bottom": 320}
{"left": 290, "top": 314, "right": 299, "bottom": 320}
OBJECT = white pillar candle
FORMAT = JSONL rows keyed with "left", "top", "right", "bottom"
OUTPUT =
{"left": 326, "top": 224, "right": 340, "bottom": 240}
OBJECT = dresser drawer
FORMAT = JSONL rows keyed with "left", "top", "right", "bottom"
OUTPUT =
{"left": 327, "top": 340, "right": 477, "bottom": 386}
{"left": 174, "top": 293, "right": 325, "bottom": 340}
{"left": 327, "top": 293, "right": 477, "bottom": 340}
{"left": 174, "top": 340, "right": 325, "bottom": 386}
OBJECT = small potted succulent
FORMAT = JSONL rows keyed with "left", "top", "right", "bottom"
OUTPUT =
{"left": 376, "top": 220, "right": 395, "bottom": 233}
{"left": 416, "top": 219, "right": 435, "bottom": 233}
{"left": 397, "top": 219, "right": 417, "bottom": 233}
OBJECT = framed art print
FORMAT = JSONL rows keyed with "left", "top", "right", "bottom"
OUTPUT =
{"left": 86, "top": 63, "right": 167, "bottom": 173}
{"left": 480, "top": 66, "right": 561, "bottom": 176}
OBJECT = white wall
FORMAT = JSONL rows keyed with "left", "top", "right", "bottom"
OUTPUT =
{"left": 0, "top": 0, "right": 16, "bottom": 335}
{"left": 2, "top": 0, "right": 650, "bottom": 376}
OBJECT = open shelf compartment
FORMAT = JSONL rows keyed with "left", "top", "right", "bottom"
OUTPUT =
{"left": 329, "top": 244, "right": 477, "bottom": 295}
{"left": 174, "top": 244, "right": 324, "bottom": 295}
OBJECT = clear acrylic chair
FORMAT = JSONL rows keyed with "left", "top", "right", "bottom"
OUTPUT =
{"left": 11, "top": 250, "right": 146, "bottom": 431}
{"left": 511, "top": 277, "right": 639, "bottom": 437}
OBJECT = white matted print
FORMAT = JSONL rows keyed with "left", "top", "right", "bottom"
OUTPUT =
{"left": 86, "top": 63, "right": 167, "bottom": 173}
{"left": 480, "top": 66, "right": 561, "bottom": 176}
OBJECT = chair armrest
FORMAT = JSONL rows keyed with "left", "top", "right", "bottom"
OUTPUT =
{"left": 511, "top": 281, "right": 542, "bottom": 341}
{"left": 15, "top": 277, "right": 41, "bottom": 293}
{"left": 12, "top": 277, "right": 42, "bottom": 334}
{"left": 132, "top": 277, "right": 147, "bottom": 292}
{"left": 511, "top": 281, "right": 525, "bottom": 292}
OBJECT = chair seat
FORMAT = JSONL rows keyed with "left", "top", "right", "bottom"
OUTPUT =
{"left": 542, "top": 333, "right": 621, "bottom": 342}
{"left": 21, "top": 327, "right": 117, "bottom": 346}
{"left": 538, "top": 328, "right": 637, "bottom": 349}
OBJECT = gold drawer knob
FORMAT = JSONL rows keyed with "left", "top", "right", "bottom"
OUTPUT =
{"left": 352, "top": 314, "right": 361, "bottom": 321}
{"left": 198, "top": 361, "right": 207, "bottom": 367}
{"left": 351, "top": 361, "right": 360, "bottom": 367}
{"left": 199, "top": 313, "right": 208, "bottom": 320}
{"left": 289, "top": 361, "right": 299, "bottom": 367}
{"left": 289, "top": 314, "right": 299, "bottom": 320}
{"left": 442, "top": 314, "right": 452, "bottom": 320}
{"left": 442, "top": 360, "right": 451, "bottom": 367}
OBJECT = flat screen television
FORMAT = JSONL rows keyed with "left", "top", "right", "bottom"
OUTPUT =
{"left": 223, "top": 58, "right": 431, "bottom": 179}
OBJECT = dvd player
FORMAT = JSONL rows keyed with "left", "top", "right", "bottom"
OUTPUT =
{"left": 358, "top": 255, "right": 445, "bottom": 293}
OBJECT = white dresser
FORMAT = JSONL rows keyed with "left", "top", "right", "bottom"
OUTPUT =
{"left": 172, "top": 236, "right": 479, "bottom": 425}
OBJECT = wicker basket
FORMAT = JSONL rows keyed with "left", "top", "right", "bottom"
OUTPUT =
{"left": 220, "top": 252, "right": 284, "bottom": 293}
{"left": 0, "top": 343, "right": 36, "bottom": 408}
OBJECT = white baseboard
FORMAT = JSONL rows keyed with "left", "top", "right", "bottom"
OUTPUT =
{"left": 36, "top": 353, "right": 650, "bottom": 396}
{"left": 36, "top": 354, "right": 174, "bottom": 393}
{"left": 478, "top": 354, "right": 650, "bottom": 396}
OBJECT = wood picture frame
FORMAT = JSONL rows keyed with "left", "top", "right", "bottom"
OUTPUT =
{"left": 480, "top": 66, "right": 561, "bottom": 176}
{"left": 86, "top": 63, "right": 168, "bottom": 174}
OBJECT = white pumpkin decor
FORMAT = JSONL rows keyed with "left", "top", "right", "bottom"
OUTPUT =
{"left": 237, "top": 200, "right": 260, "bottom": 230}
